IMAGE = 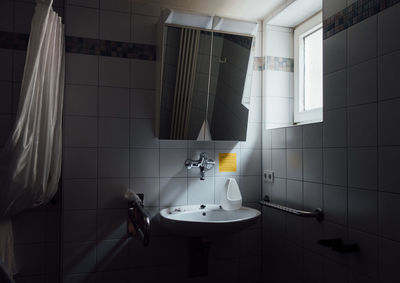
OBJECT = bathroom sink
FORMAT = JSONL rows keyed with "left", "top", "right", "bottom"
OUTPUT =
{"left": 159, "top": 204, "right": 261, "bottom": 237}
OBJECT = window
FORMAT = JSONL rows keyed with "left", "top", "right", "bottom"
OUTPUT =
{"left": 294, "top": 13, "right": 323, "bottom": 124}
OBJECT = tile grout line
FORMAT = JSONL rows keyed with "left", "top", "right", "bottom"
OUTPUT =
{"left": 376, "top": 11, "right": 381, "bottom": 281}
{"left": 345, "top": 26, "right": 350, "bottom": 261}
{"left": 94, "top": 4, "right": 100, "bottom": 275}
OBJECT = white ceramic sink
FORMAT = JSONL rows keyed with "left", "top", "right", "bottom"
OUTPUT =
{"left": 159, "top": 204, "right": 261, "bottom": 237}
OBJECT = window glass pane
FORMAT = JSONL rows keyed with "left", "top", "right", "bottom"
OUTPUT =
{"left": 303, "top": 28, "right": 322, "bottom": 111}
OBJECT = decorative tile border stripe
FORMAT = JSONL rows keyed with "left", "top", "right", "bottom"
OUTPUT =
{"left": 0, "top": 31, "right": 29, "bottom": 51}
{"left": 253, "top": 56, "right": 265, "bottom": 71}
{"left": 66, "top": 36, "right": 156, "bottom": 60}
{"left": 266, "top": 56, "right": 294, "bottom": 72}
{"left": 324, "top": 0, "right": 400, "bottom": 39}
{"left": 0, "top": 31, "right": 156, "bottom": 60}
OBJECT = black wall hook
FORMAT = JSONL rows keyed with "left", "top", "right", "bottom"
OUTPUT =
{"left": 318, "top": 238, "right": 360, "bottom": 254}
{"left": 332, "top": 244, "right": 360, "bottom": 253}
{"left": 318, "top": 238, "right": 343, "bottom": 248}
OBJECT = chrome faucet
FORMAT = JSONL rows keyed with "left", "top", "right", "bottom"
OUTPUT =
{"left": 185, "top": 152, "right": 215, "bottom": 180}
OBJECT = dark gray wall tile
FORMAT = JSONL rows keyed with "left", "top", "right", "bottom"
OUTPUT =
{"left": 323, "top": 109, "right": 347, "bottom": 147}
{"left": 324, "top": 185, "right": 347, "bottom": 225}
{"left": 287, "top": 149, "right": 302, "bottom": 180}
{"left": 324, "top": 148, "right": 347, "bottom": 187}
{"left": 303, "top": 149, "right": 323, "bottom": 183}
{"left": 348, "top": 188, "right": 378, "bottom": 234}
{"left": 286, "top": 126, "right": 303, "bottom": 148}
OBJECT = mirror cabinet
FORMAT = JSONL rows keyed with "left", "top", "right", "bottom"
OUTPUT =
{"left": 156, "top": 11, "right": 257, "bottom": 141}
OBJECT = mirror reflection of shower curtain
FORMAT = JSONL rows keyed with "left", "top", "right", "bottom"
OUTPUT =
{"left": 0, "top": 0, "right": 64, "bottom": 276}
{"left": 170, "top": 28, "right": 200, "bottom": 139}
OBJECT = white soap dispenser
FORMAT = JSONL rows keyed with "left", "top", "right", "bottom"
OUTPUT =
{"left": 220, "top": 178, "right": 242, "bottom": 211}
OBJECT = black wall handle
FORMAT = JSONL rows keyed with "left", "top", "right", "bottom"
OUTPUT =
{"left": 318, "top": 238, "right": 343, "bottom": 248}
{"left": 318, "top": 238, "right": 359, "bottom": 254}
{"left": 332, "top": 244, "right": 360, "bottom": 253}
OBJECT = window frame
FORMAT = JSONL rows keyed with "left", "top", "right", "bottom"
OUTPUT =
{"left": 293, "top": 12, "right": 323, "bottom": 124}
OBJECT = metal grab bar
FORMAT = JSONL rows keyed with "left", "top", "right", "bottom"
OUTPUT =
{"left": 259, "top": 195, "right": 324, "bottom": 222}
{"left": 127, "top": 192, "right": 151, "bottom": 246}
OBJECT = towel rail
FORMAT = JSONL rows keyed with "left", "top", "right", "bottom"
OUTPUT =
{"left": 259, "top": 195, "right": 323, "bottom": 222}
{"left": 128, "top": 193, "right": 151, "bottom": 246}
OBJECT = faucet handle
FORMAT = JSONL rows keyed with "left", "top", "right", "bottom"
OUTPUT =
{"left": 200, "top": 152, "right": 208, "bottom": 159}
{"left": 185, "top": 152, "right": 215, "bottom": 179}
{"left": 185, "top": 159, "right": 193, "bottom": 169}
{"left": 204, "top": 159, "right": 215, "bottom": 170}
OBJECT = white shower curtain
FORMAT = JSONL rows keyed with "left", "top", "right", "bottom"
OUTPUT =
{"left": 0, "top": 0, "right": 64, "bottom": 276}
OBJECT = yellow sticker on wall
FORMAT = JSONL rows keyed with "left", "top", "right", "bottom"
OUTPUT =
{"left": 219, "top": 153, "right": 237, "bottom": 172}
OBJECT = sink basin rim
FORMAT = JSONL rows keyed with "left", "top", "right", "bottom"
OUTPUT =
{"left": 159, "top": 204, "right": 261, "bottom": 224}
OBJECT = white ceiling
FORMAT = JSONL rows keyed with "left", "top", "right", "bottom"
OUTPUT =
{"left": 134, "top": 0, "right": 288, "bottom": 21}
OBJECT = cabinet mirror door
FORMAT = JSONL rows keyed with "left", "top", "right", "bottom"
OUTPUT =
{"left": 208, "top": 32, "right": 253, "bottom": 141}
{"left": 158, "top": 26, "right": 253, "bottom": 141}
{"left": 159, "top": 26, "right": 211, "bottom": 140}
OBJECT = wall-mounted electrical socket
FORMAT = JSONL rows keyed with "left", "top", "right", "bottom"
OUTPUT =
{"left": 263, "top": 170, "right": 274, "bottom": 183}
